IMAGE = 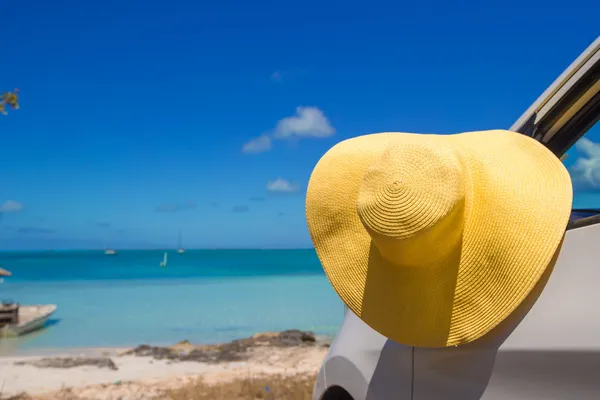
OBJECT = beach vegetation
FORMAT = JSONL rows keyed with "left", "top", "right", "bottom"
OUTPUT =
{"left": 165, "top": 373, "right": 315, "bottom": 400}
{"left": 0, "top": 89, "right": 20, "bottom": 115}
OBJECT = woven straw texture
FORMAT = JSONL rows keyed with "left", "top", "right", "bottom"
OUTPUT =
{"left": 306, "top": 130, "right": 572, "bottom": 348}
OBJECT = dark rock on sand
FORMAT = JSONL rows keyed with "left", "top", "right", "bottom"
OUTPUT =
{"left": 14, "top": 357, "right": 118, "bottom": 371}
{"left": 120, "top": 329, "right": 318, "bottom": 364}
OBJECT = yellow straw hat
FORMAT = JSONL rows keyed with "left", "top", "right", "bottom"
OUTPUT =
{"left": 306, "top": 130, "right": 572, "bottom": 348}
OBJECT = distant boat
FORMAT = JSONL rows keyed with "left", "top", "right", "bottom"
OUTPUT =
{"left": 104, "top": 249, "right": 117, "bottom": 256}
{"left": 0, "top": 303, "right": 57, "bottom": 338}
{"left": 177, "top": 230, "right": 185, "bottom": 254}
{"left": 160, "top": 252, "right": 168, "bottom": 268}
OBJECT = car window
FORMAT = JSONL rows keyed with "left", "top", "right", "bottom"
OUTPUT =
{"left": 562, "top": 120, "right": 600, "bottom": 224}
{"left": 564, "top": 121, "right": 600, "bottom": 208}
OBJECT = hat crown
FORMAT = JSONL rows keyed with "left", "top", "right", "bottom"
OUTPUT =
{"left": 356, "top": 142, "right": 466, "bottom": 266}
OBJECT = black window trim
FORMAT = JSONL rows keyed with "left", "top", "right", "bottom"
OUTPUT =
{"left": 568, "top": 212, "right": 600, "bottom": 230}
{"left": 512, "top": 38, "right": 600, "bottom": 138}
{"left": 524, "top": 55, "right": 600, "bottom": 157}
{"left": 545, "top": 89, "right": 600, "bottom": 157}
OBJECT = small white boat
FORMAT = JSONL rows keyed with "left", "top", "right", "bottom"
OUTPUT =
{"left": 160, "top": 252, "right": 168, "bottom": 268}
{"left": 0, "top": 304, "right": 57, "bottom": 338}
{"left": 105, "top": 249, "right": 117, "bottom": 255}
{"left": 177, "top": 230, "right": 185, "bottom": 254}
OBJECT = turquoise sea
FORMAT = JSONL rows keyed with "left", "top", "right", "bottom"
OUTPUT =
{"left": 0, "top": 250, "right": 344, "bottom": 355}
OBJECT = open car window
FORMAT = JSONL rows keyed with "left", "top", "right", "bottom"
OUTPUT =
{"left": 564, "top": 122, "right": 600, "bottom": 229}
{"left": 510, "top": 36, "right": 600, "bottom": 230}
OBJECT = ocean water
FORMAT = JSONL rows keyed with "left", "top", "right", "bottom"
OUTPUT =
{"left": 0, "top": 250, "right": 344, "bottom": 355}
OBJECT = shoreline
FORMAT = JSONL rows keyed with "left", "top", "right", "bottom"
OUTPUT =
{"left": 0, "top": 330, "right": 330, "bottom": 399}
{"left": 0, "top": 333, "right": 335, "bottom": 358}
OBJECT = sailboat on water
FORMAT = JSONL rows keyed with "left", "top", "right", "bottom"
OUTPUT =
{"left": 160, "top": 252, "right": 168, "bottom": 268}
{"left": 177, "top": 230, "right": 185, "bottom": 254}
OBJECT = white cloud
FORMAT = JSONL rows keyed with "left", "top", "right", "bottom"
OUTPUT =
{"left": 267, "top": 178, "right": 300, "bottom": 193}
{"left": 569, "top": 138, "right": 600, "bottom": 190}
{"left": 242, "top": 135, "right": 272, "bottom": 154}
{"left": 0, "top": 200, "right": 24, "bottom": 213}
{"left": 243, "top": 106, "right": 334, "bottom": 155}
{"left": 274, "top": 107, "right": 335, "bottom": 139}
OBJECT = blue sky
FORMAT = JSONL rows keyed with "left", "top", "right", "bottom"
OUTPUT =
{"left": 1, "top": 0, "right": 599, "bottom": 250}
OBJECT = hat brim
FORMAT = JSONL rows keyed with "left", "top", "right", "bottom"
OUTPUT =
{"left": 306, "top": 130, "right": 572, "bottom": 347}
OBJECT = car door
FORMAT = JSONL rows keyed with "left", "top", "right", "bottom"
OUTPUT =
{"left": 413, "top": 35, "right": 600, "bottom": 400}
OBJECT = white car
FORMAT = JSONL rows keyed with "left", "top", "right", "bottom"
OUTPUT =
{"left": 313, "top": 35, "right": 600, "bottom": 400}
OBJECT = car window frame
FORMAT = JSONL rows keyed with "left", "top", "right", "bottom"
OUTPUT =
{"left": 510, "top": 37, "right": 600, "bottom": 230}
{"left": 510, "top": 36, "right": 600, "bottom": 155}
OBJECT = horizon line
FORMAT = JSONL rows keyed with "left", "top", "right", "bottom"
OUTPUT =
{"left": 0, "top": 247, "right": 316, "bottom": 252}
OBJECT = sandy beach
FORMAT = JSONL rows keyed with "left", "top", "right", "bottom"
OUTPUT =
{"left": 0, "top": 330, "right": 329, "bottom": 400}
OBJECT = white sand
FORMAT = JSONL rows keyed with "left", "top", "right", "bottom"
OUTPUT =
{"left": 0, "top": 346, "right": 328, "bottom": 399}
